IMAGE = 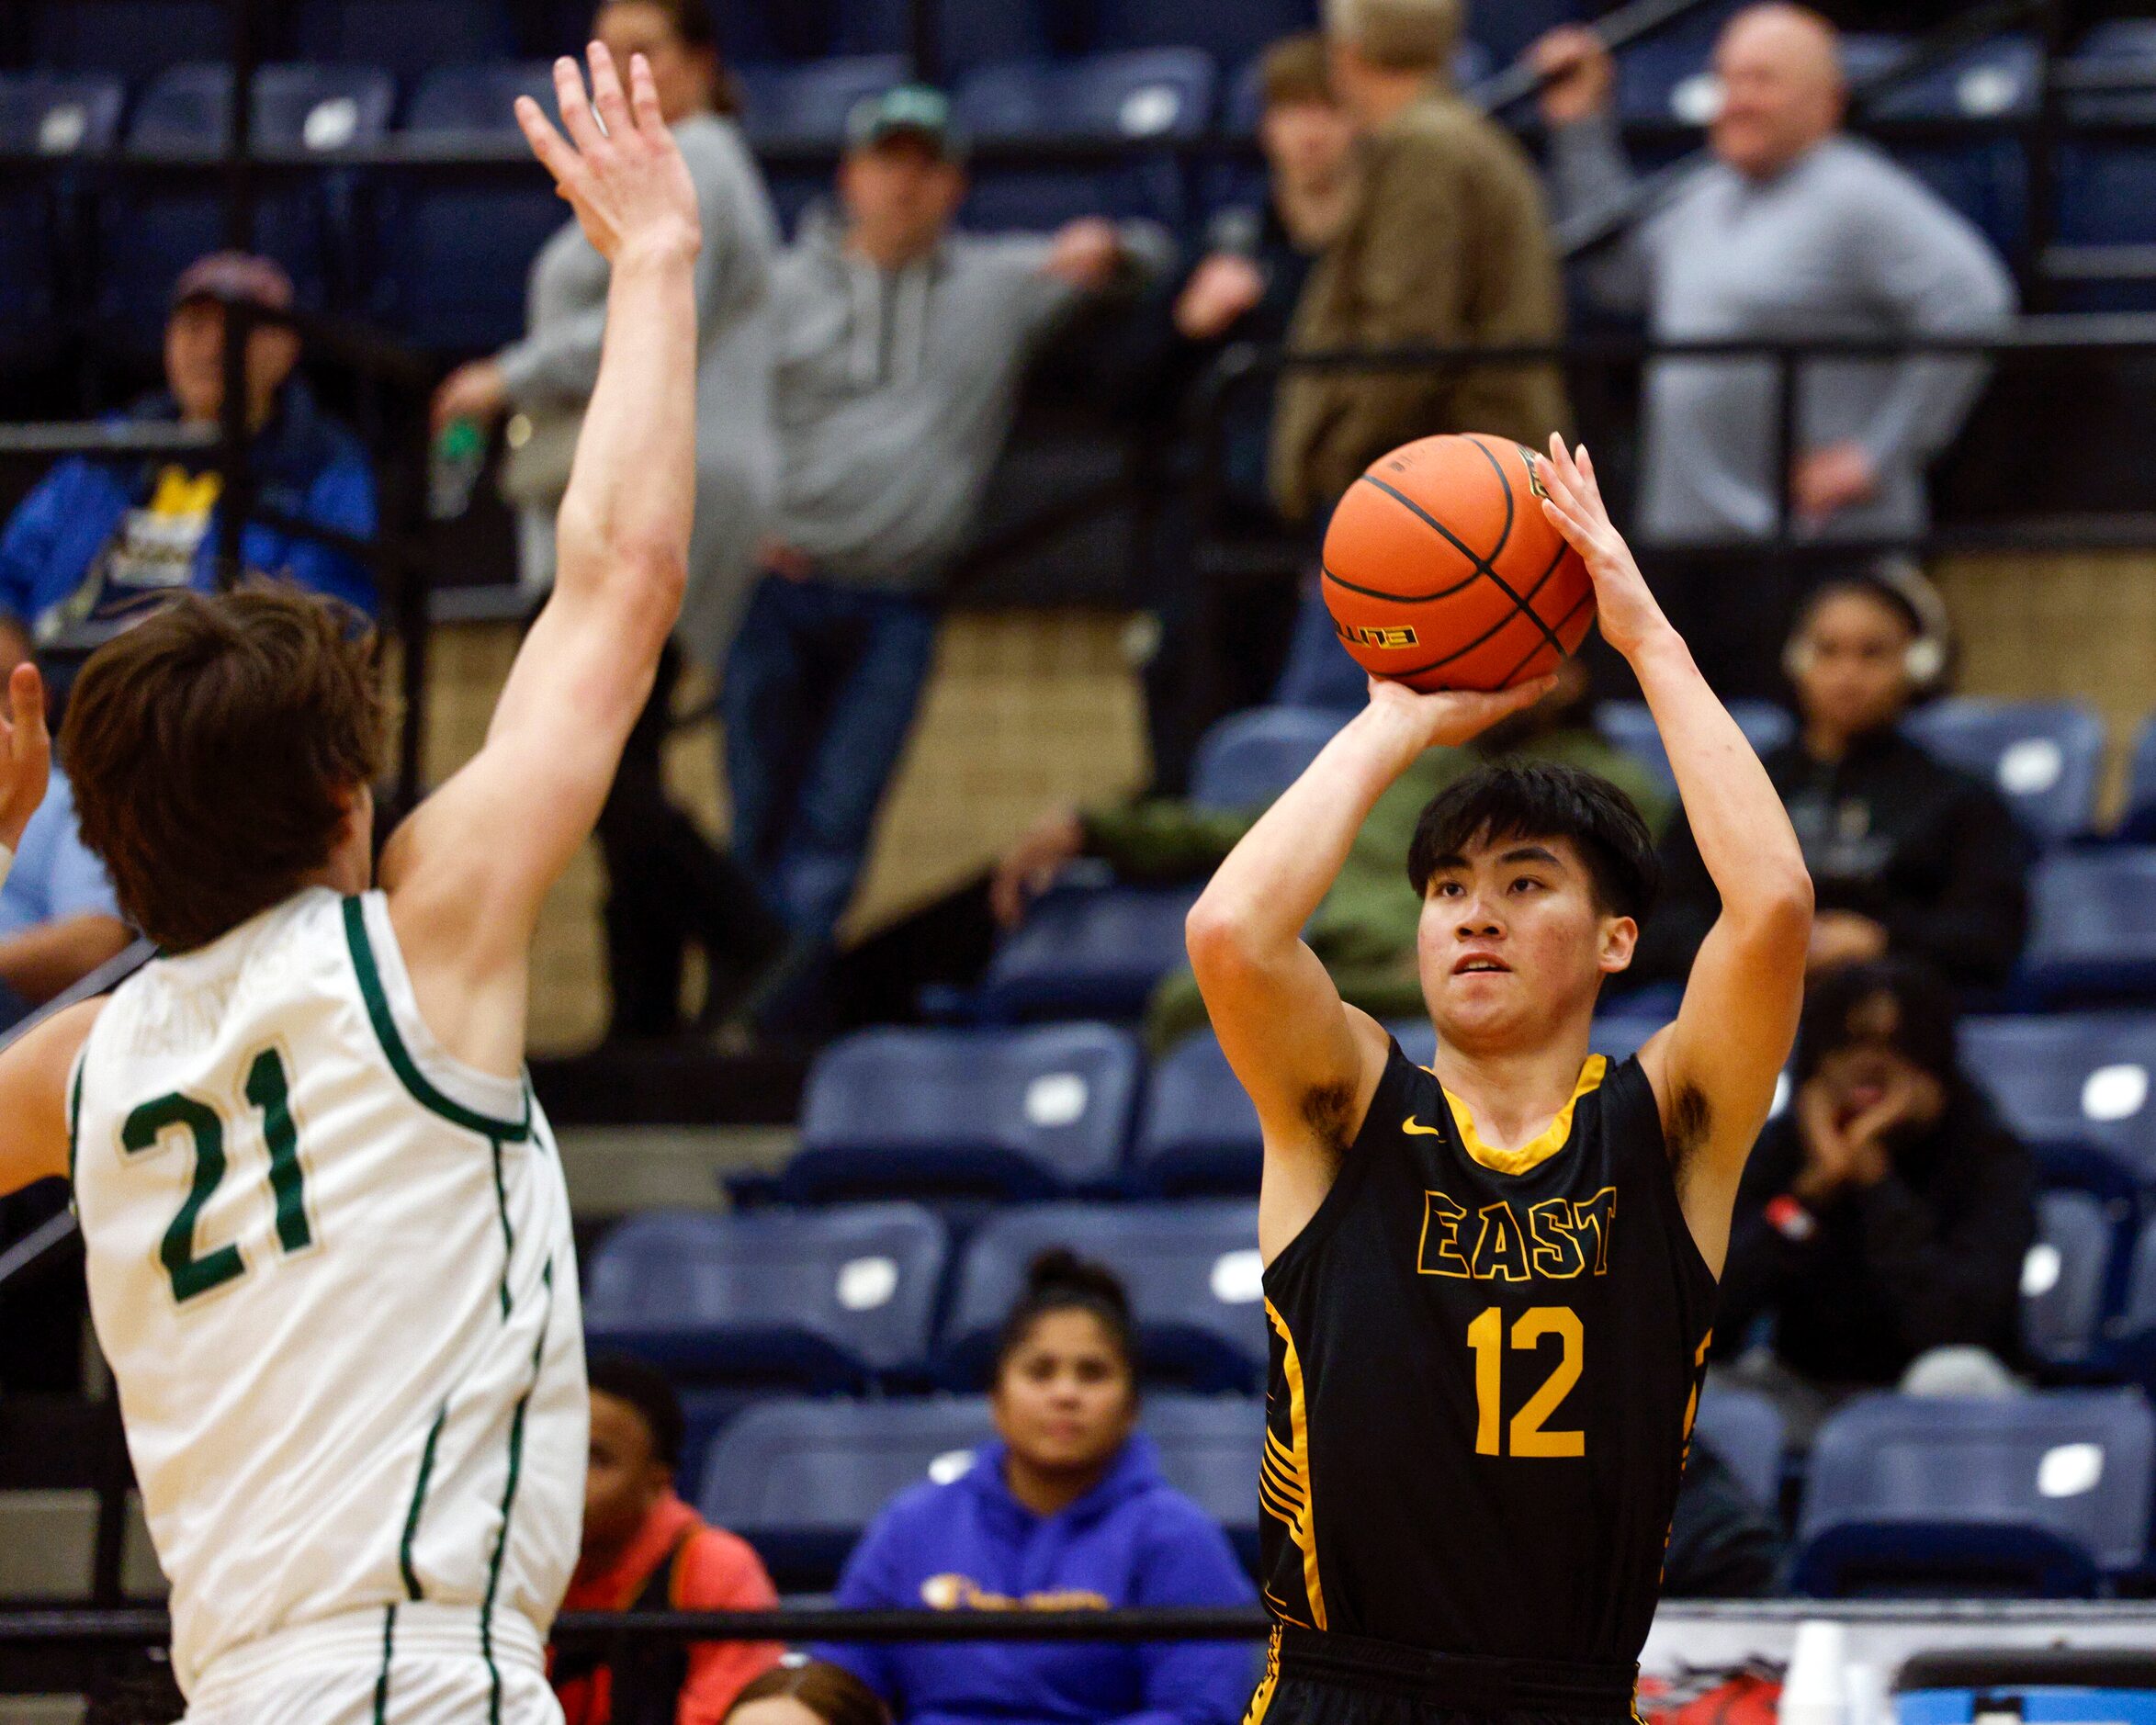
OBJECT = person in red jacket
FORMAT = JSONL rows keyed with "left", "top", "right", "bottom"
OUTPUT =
{"left": 556, "top": 1356, "right": 785, "bottom": 1725}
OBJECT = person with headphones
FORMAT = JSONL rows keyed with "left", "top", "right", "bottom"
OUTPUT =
{"left": 1630, "top": 563, "right": 2028, "bottom": 996}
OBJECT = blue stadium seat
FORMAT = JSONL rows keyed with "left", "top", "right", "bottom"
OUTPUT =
{"left": 1691, "top": 1387, "right": 1786, "bottom": 1512}
{"left": 2020, "top": 852, "right": 2156, "bottom": 1009}
{"left": 1959, "top": 1014, "right": 2156, "bottom": 1189}
{"left": 979, "top": 881, "right": 1203, "bottom": 1021}
{"left": 1134, "top": 1031, "right": 1262, "bottom": 1195}
{"left": 700, "top": 1392, "right": 1261, "bottom": 1585}
{"left": 2116, "top": 1221, "right": 2156, "bottom": 1390}
{"left": 1866, "top": 35, "right": 2041, "bottom": 122}
{"left": 2060, "top": 19, "right": 2156, "bottom": 123}
{"left": 2118, "top": 717, "right": 2156, "bottom": 842}
{"left": 1790, "top": 1390, "right": 2156, "bottom": 1597}
{"left": 1088, "top": 0, "right": 1314, "bottom": 65}
{"left": 834, "top": 0, "right": 1050, "bottom": 74}
{"left": 1595, "top": 700, "right": 1794, "bottom": 795}
{"left": 787, "top": 1023, "right": 1142, "bottom": 1200}
{"left": 1189, "top": 707, "right": 1346, "bottom": 812}
{"left": 582, "top": 1204, "right": 947, "bottom": 1390}
{"left": 739, "top": 55, "right": 908, "bottom": 147}
{"left": 1842, "top": 33, "right": 1916, "bottom": 96}
{"left": 30, "top": 1, "right": 236, "bottom": 85}
{"left": 1271, "top": 593, "right": 1365, "bottom": 710}
{"left": 698, "top": 1395, "right": 1000, "bottom": 1586}
{"left": 939, "top": 1201, "right": 1266, "bottom": 1391}
{"left": 955, "top": 51, "right": 1214, "bottom": 230}
{"left": 1902, "top": 699, "right": 2105, "bottom": 847}
{"left": 0, "top": 73, "right": 123, "bottom": 362}
{"left": 293, "top": 0, "right": 515, "bottom": 85}
{"left": 2022, "top": 1191, "right": 2128, "bottom": 1375}
{"left": 1865, "top": 36, "right": 2039, "bottom": 254}
{"left": 0, "top": 73, "right": 125, "bottom": 154}
{"left": 379, "top": 62, "right": 567, "bottom": 350}
{"left": 101, "top": 63, "right": 391, "bottom": 345}
{"left": 1616, "top": 37, "right": 1722, "bottom": 128}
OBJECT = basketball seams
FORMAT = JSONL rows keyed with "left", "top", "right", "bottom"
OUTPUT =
{"left": 1321, "top": 561, "right": 1485, "bottom": 605}
{"left": 1328, "top": 434, "right": 1588, "bottom": 691}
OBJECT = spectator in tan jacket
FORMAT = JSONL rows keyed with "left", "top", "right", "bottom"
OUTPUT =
{"left": 1270, "top": 0, "right": 1570, "bottom": 524}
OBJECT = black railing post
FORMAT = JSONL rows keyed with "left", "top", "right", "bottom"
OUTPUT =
{"left": 214, "top": 295, "right": 254, "bottom": 592}
{"left": 223, "top": 0, "right": 259, "bottom": 254}
{"left": 1771, "top": 344, "right": 1800, "bottom": 547}
{"left": 2026, "top": 0, "right": 2071, "bottom": 313}
{"left": 394, "top": 412, "right": 431, "bottom": 814}
{"left": 908, "top": 0, "right": 941, "bottom": 86}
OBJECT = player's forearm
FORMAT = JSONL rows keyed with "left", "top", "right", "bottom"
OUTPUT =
{"left": 1629, "top": 625, "right": 1812, "bottom": 931}
{"left": 0, "top": 914, "right": 130, "bottom": 1007}
{"left": 552, "top": 235, "right": 698, "bottom": 607}
{"left": 1187, "top": 704, "right": 1421, "bottom": 964}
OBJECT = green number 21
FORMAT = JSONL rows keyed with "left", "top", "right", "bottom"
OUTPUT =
{"left": 123, "top": 1049, "right": 312, "bottom": 1304}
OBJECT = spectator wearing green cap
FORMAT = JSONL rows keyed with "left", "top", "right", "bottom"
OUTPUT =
{"left": 724, "top": 85, "right": 1141, "bottom": 1032}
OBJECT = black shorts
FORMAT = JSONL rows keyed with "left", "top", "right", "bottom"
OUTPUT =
{"left": 1246, "top": 1626, "right": 1642, "bottom": 1725}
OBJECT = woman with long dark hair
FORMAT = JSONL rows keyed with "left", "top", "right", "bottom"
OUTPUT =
{"left": 815, "top": 1251, "right": 1257, "bottom": 1725}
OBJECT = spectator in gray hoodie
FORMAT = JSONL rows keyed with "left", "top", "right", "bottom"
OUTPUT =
{"left": 726, "top": 85, "right": 1127, "bottom": 1022}
{"left": 432, "top": 0, "right": 787, "bottom": 1041}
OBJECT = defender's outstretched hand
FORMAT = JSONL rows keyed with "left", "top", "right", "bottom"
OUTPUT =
{"left": 1364, "top": 671, "right": 1555, "bottom": 754}
{"left": 0, "top": 662, "right": 50, "bottom": 855}
{"left": 1533, "top": 434, "right": 1669, "bottom": 659}
{"left": 516, "top": 44, "right": 701, "bottom": 265}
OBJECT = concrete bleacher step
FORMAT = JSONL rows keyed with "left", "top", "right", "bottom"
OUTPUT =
{"left": 0, "top": 1699, "right": 86, "bottom": 1725}
{"left": 0, "top": 1489, "right": 165, "bottom": 1604}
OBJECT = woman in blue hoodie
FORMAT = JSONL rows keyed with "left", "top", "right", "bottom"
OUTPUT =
{"left": 817, "top": 1251, "right": 1258, "bottom": 1725}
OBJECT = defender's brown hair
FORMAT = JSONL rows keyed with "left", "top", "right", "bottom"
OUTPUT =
{"left": 61, "top": 588, "right": 385, "bottom": 953}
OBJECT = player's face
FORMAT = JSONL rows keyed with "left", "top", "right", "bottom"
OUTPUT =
{"left": 1417, "top": 833, "right": 1636, "bottom": 1050}
{"left": 990, "top": 1309, "right": 1137, "bottom": 1477}
{"left": 582, "top": 1391, "right": 671, "bottom": 1556}
{"left": 1792, "top": 590, "right": 1913, "bottom": 744}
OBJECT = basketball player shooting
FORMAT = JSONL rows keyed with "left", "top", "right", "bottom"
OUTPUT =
{"left": 0, "top": 45, "right": 698, "bottom": 1725}
{"left": 1190, "top": 436, "right": 1813, "bottom": 1725}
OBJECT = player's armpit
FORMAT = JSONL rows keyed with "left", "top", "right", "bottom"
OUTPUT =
{"left": 0, "top": 998, "right": 104, "bottom": 1196}
{"left": 1639, "top": 896, "right": 1809, "bottom": 1278}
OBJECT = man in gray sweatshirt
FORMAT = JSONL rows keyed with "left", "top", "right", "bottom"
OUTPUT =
{"left": 723, "top": 86, "right": 1124, "bottom": 1006}
{"left": 1531, "top": 3, "right": 2014, "bottom": 696}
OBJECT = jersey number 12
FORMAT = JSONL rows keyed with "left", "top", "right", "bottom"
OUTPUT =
{"left": 1467, "top": 1306, "right": 1584, "bottom": 1458}
{"left": 123, "top": 1048, "right": 311, "bottom": 1304}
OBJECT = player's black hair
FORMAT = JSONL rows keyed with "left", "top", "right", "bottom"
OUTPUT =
{"left": 1406, "top": 761, "right": 1660, "bottom": 921}
{"left": 1794, "top": 569, "right": 1925, "bottom": 643}
{"left": 1793, "top": 958, "right": 1961, "bottom": 1087}
{"left": 587, "top": 1352, "right": 685, "bottom": 1471}
{"left": 992, "top": 1248, "right": 1136, "bottom": 1381}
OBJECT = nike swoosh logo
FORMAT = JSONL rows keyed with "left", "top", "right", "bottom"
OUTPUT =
{"left": 1402, "top": 1117, "right": 1444, "bottom": 1136}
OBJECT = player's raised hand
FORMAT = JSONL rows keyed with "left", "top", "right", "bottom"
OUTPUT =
{"left": 0, "top": 661, "right": 50, "bottom": 854}
{"left": 1534, "top": 434, "right": 1668, "bottom": 659}
{"left": 515, "top": 43, "right": 701, "bottom": 266}
{"left": 1364, "top": 671, "right": 1556, "bottom": 753}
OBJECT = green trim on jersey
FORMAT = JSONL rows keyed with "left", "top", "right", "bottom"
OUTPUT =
{"left": 481, "top": 1257, "right": 553, "bottom": 1724}
{"left": 341, "top": 897, "right": 529, "bottom": 1142}
{"left": 399, "top": 1404, "right": 447, "bottom": 1600}
{"left": 66, "top": 1054, "right": 84, "bottom": 1192}
{"left": 490, "top": 1141, "right": 514, "bottom": 1322}
{"left": 372, "top": 1602, "right": 397, "bottom": 1725}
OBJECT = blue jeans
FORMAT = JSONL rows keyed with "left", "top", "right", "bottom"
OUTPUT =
{"left": 722, "top": 573, "right": 939, "bottom": 943}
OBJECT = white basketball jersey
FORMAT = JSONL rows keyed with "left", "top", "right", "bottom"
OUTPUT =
{"left": 71, "top": 887, "right": 585, "bottom": 1700}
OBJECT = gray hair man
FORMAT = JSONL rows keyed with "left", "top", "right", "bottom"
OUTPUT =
{"left": 1531, "top": 4, "right": 2014, "bottom": 694}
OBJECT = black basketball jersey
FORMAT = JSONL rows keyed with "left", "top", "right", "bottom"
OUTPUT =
{"left": 1258, "top": 1040, "right": 1718, "bottom": 1667}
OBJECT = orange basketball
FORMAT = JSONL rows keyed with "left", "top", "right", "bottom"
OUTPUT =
{"left": 1322, "top": 433, "right": 1597, "bottom": 693}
